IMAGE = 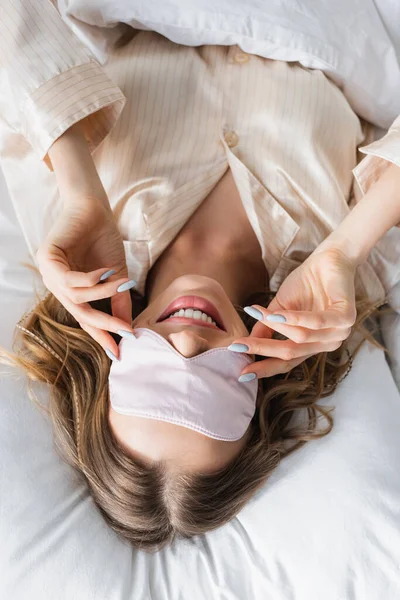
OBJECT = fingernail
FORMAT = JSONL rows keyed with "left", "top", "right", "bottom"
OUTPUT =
{"left": 228, "top": 343, "right": 249, "bottom": 352}
{"left": 238, "top": 373, "right": 257, "bottom": 383}
{"left": 117, "top": 329, "right": 136, "bottom": 339}
{"left": 105, "top": 348, "right": 119, "bottom": 361}
{"left": 266, "top": 314, "right": 287, "bottom": 323}
{"left": 244, "top": 306, "right": 264, "bottom": 320}
{"left": 99, "top": 269, "right": 116, "bottom": 281}
{"left": 117, "top": 279, "right": 137, "bottom": 293}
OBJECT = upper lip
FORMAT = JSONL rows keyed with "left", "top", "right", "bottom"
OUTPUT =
{"left": 156, "top": 295, "right": 227, "bottom": 331}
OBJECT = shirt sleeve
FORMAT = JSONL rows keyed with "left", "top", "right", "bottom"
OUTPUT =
{"left": 352, "top": 115, "right": 400, "bottom": 227}
{"left": 0, "top": 0, "right": 126, "bottom": 168}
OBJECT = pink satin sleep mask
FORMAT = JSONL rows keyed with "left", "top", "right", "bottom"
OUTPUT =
{"left": 108, "top": 328, "right": 258, "bottom": 441}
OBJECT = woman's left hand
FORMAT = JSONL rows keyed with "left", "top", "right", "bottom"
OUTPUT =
{"left": 231, "top": 247, "right": 358, "bottom": 380}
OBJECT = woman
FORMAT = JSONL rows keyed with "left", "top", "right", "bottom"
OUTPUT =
{"left": 0, "top": 0, "right": 399, "bottom": 552}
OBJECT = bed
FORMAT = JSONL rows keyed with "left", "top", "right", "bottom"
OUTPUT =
{"left": 1, "top": 2, "right": 400, "bottom": 598}
{"left": 2, "top": 148, "right": 400, "bottom": 600}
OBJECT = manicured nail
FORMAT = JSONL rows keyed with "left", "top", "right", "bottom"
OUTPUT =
{"left": 266, "top": 314, "right": 287, "bottom": 323}
{"left": 244, "top": 306, "right": 264, "bottom": 320}
{"left": 117, "top": 279, "right": 137, "bottom": 293}
{"left": 105, "top": 348, "right": 119, "bottom": 361}
{"left": 238, "top": 373, "right": 257, "bottom": 382}
{"left": 228, "top": 343, "right": 249, "bottom": 352}
{"left": 99, "top": 269, "right": 116, "bottom": 281}
{"left": 117, "top": 329, "right": 136, "bottom": 339}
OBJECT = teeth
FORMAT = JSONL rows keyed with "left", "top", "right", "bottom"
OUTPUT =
{"left": 165, "top": 307, "right": 217, "bottom": 326}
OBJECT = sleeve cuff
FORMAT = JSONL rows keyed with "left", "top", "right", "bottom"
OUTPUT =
{"left": 21, "top": 61, "right": 126, "bottom": 169}
{"left": 352, "top": 126, "right": 400, "bottom": 228}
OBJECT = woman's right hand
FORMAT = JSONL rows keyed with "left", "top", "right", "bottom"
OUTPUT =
{"left": 36, "top": 196, "right": 136, "bottom": 360}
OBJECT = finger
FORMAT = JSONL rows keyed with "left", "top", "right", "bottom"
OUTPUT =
{"left": 79, "top": 322, "right": 120, "bottom": 360}
{"left": 59, "top": 293, "right": 135, "bottom": 333}
{"left": 36, "top": 245, "right": 106, "bottom": 288}
{"left": 64, "top": 267, "right": 118, "bottom": 287}
{"left": 230, "top": 337, "right": 342, "bottom": 362}
{"left": 64, "top": 277, "right": 136, "bottom": 304}
{"left": 240, "top": 354, "right": 315, "bottom": 379}
{"left": 111, "top": 287, "right": 133, "bottom": 326}
{"left": 249, "top": 320, "right": 274, "bottom": 339}
{"left": 251, "top": 321, "right": 353, "bottom": 344}
{"left": 250, "top": 304, "right": 357, "bottom": 330}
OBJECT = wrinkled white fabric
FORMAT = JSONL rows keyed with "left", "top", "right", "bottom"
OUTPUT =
{"left": 58, "top": 0, "right": 400, "bottom": 129}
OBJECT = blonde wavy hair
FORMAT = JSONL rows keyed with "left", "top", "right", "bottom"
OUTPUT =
{"left": 0, "top": 265, "right": 388, "bottom": 553}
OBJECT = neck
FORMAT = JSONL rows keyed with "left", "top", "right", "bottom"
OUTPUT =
{"left": 145, "top": 234, "right": 267, "bottom": 307}
{"left": 145, "top": 168, "right": 268, "bottom": 305}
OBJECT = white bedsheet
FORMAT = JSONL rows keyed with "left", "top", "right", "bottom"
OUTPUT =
{"left": 1, "top": 161, "right": 400, "bottom": 599}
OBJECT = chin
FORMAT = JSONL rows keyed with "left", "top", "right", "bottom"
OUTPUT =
{"left": 172, "top": 274, "right": 223, "bottom": 290}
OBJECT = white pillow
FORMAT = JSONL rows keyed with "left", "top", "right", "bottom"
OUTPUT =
{"left": 1, "top": 166, "right": 400, "bottom": 599}
{"left": 58, "top": 0, "right": 400, "bottom": 129}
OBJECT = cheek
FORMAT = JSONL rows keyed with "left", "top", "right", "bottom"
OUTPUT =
{"left": 236, "top": 319, "right": 251, "bottom": 338}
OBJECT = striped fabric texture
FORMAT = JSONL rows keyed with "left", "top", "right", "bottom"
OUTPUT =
{"left": 0, "top": 0, "right": 399, "bottom": 308}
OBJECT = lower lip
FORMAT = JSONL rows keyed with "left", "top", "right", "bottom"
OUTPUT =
{"left": 157, "top": 295, "right": 226, "bottom": 331}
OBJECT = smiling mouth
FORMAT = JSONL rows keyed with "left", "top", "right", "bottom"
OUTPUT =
{"left": 156, "top": 296, "right": 227, "bottom": 331}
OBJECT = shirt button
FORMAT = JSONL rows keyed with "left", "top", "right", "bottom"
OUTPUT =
{"left": 234, "top": 51, "right": 249, "bottom": 64}
{"left": 224, "top": 131, "right": 239, "bottom": 148}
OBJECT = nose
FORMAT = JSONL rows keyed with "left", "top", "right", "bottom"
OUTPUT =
{"left": 167, "top": 330, "right": 210, "bottom": 358}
